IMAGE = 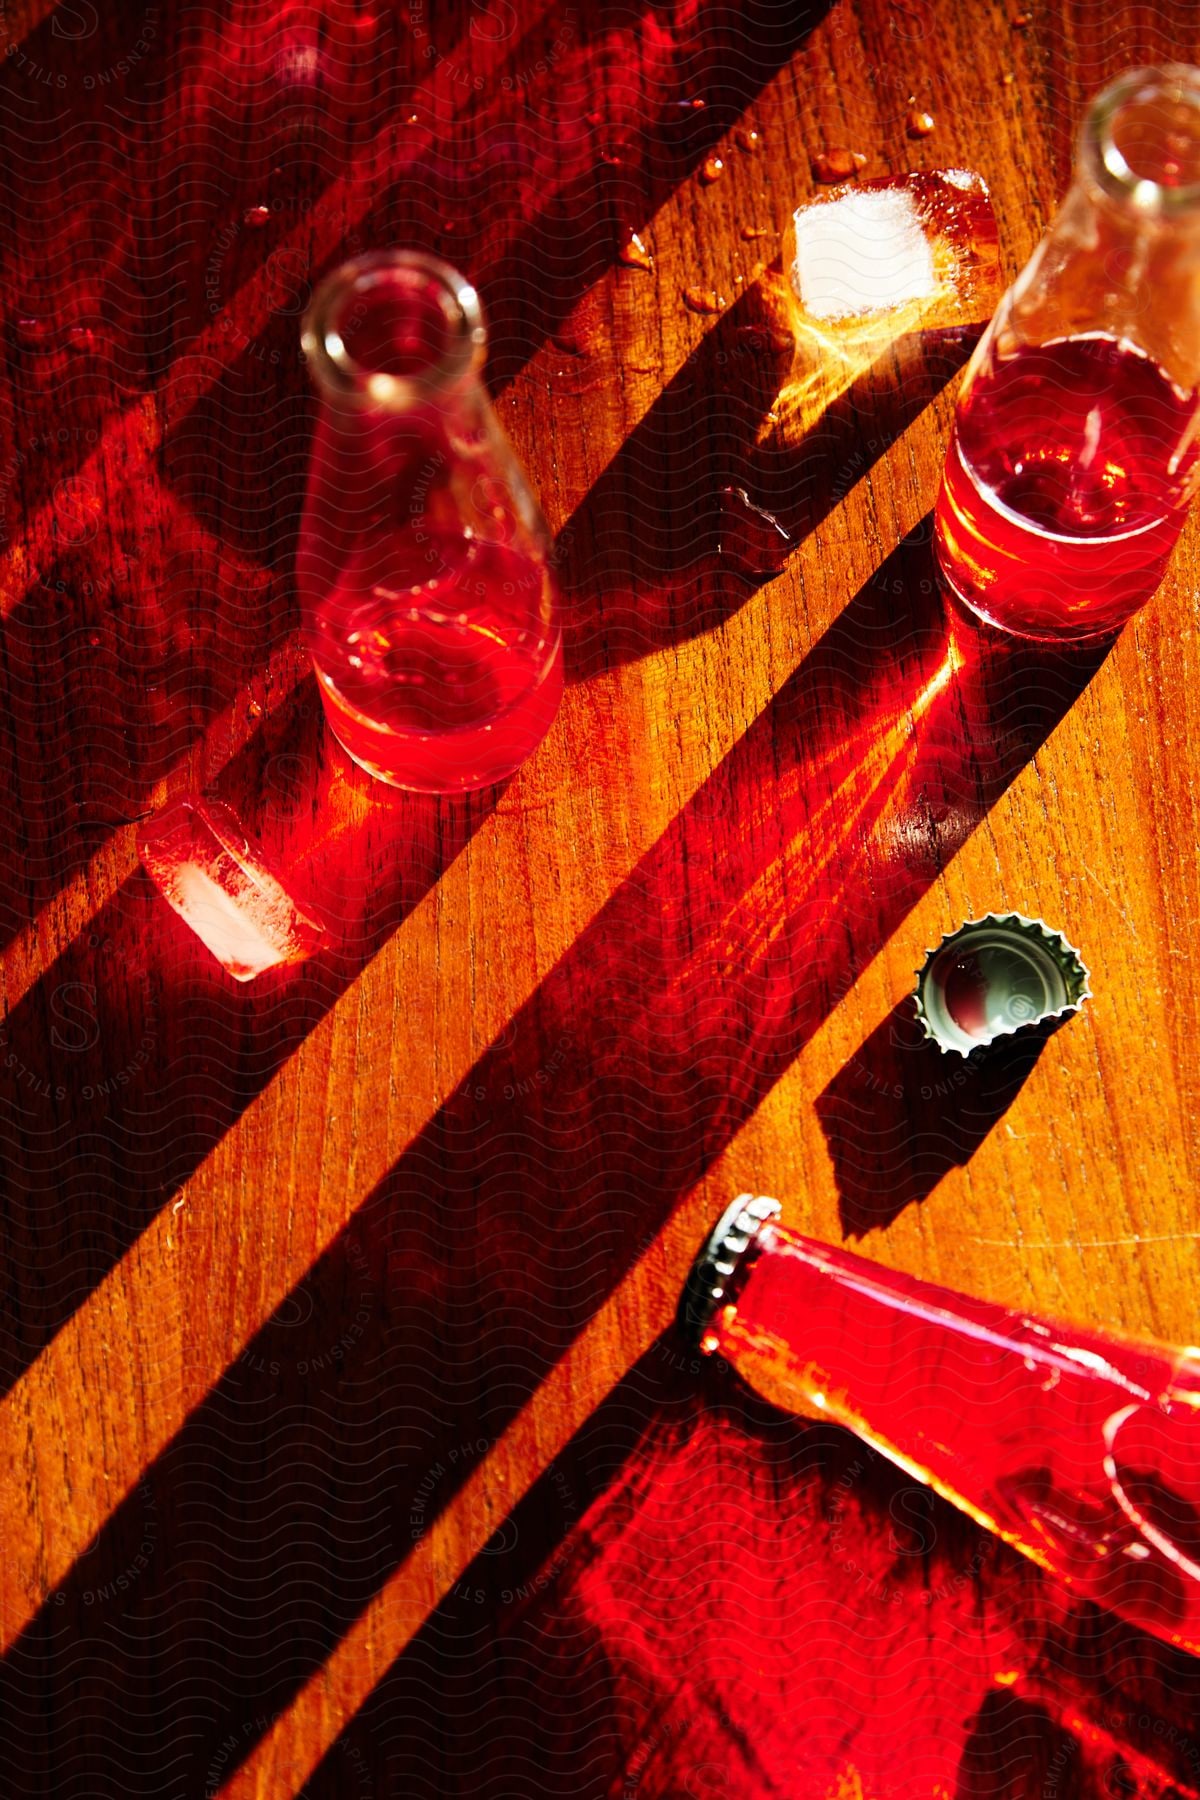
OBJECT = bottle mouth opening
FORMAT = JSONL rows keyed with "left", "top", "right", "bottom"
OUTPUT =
{"left": 302, "top": 251, "right": 486, "bottom": 404}
{"left": 1086, "top": 65, "right": 1200, "bottom": 214}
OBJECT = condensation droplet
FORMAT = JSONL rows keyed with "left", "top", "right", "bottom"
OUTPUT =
{"left": 683, "top": 287, "right": 725, "bottom": 315}
{"left": 551, "top": 329, "right": 591, "bottom": 358}
{"left": 907, "top": 109, "right": 936, "bottom": 137}
{"left": 717, "top": 486, "right": 792, "bottom": 576}
{"left": 619, "top": 231, "right": 654, "bottom": 271}
{"left": 1012, "top": 10, "right": 1030, "bottom": 25}
{"left": 247, "top": 699, "right": 263, "bottom": 720}
{"left": 13, "top": 314, "right": 55, "bottom": 347}
{"left": 740, "top": 223, "right": 771, "bottom": 241}
{"left": 735, "top": 127, "right": 762, "bottom": 153}
{"left": 812, "top": 149, "right": 868, "bottom": 183}
{"left": 701, "top": 153, "right": 725, "bottom": 184}
{"left": 242, "top": 204, "right": 271, "bottom": 228}
{"left": 736, "top": 325, "right": 795, "bottom": 355}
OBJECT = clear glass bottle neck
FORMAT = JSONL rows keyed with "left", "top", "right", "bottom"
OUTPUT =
{"left": 992, "top": 66, "right": 1200, "bottom": 391}
{"left": 1078, "top": 64, "right": 1200, "bottom": 222}
{"left": 301, "top": 251, "right": 489, "bottom": 418}
{"left": 297, "top": 250, "right": 555, "bottom": 590}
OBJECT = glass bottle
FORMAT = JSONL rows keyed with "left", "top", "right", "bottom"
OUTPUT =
{"left": 687, "top": 1196, "right": 1200, "bottom": 1654}
{"left": 935, "top": 65, "right": 1200, "bottom": 642}
{"left": 297, "top": 251, "right": 563, "bottom": 791}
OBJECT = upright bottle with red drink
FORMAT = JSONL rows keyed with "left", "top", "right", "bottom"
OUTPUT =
{"left": 935, "top": 66, "right": 1200, "bottom": 642}
{"left": 297, "top": 251, "right": 562, "bottom": 791}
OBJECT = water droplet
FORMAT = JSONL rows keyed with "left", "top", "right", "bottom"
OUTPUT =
{"left": 13, "top": 314, "right": 55, "bottom": 347}
{"left": 907, "top": 109, "right": 936, "bottom": 137}
{"left": 717, "top": 487, "right": 791, "bottom": 576}
{"left": 735, "top": 127, "right": 762, "bottom": 153}
{"left": 586, "top": 110, "right": 603, "bottom": 126}
{"left": 247, "top": 699, "right": 263, "bottom": 720}
{"left": 598, "top": 147, "right": 623, "bottom": 167}
{"left": 242, "top": 204, "right": 271, "bottom": 228}
{"left": 701, "top": 154, "right": 724, "bottom": 184}
{"left": 811, "top": 149, "right": 868, "bottom": 183}
{"left": 546, "top": 323, "right": 604, "bottom": 392}
{"left": 1012, "top": 10, "right": 1030, "bottom": 24}
{"left": 405, "top": 112, "right": 420, "bottom": 125}
{"left": 736, "top": 325, "right": 794, "bottom": 355}
{"left": 675, "top": 97, "right": 705, "bottom": 111}
{"left": 683, "top": 287, "right": 724, "bottom": 315}
{"left": 1002, "top": 70, "right": 1015, "bottom": 84}
{"left": 86, "top": 630, "right": 102, "bottom": 648}
{"left": 619, "top": 231, "right": 654, "bottom": 271}
{"left": 740, "top": 223, "right": 771, "bottom": 241}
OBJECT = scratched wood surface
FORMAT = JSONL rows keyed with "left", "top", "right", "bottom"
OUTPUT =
{"left": 2, "top": 1, "right": 1200, "bottom": 1795}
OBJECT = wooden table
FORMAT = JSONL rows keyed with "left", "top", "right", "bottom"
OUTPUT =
{"left": 3, "top": 1, "right": 1200, "bottom": 1794}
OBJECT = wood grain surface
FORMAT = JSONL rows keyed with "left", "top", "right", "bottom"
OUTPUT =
{"left": 2, "top": 1, "right": 1200, "bottom": 1795}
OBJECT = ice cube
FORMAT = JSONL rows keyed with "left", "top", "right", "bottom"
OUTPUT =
{"left": 139, "top": 797, "right": 325, "bottom": 981}
{"left": 785, "top": 170, "right": 1000, "bottom": 328}
{"left": 792, "top": 186, "right": 936, "bottom": 319}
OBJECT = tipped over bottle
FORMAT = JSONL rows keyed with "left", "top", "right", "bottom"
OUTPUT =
{"left": 686, "top": 1196, "right": 1200, "bottom": 1654}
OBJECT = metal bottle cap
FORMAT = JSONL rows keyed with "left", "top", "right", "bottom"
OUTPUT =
{"left": 914, "top": 912, "right": 1091, "bottom": 1057}
{"left": 680, "top": 1193, "right": 781, "bottom": 1347}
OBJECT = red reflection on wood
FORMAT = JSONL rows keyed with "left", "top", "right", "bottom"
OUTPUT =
{"left": 318, "top": 1351, "right": 1200, "bottom": 1799}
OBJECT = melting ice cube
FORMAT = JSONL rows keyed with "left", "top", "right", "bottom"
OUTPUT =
{"left": 792, "top": 186, "right": 936, "bottom": 319}
{"left": 139, "top": 797, "right": 325, "bottom": 981}
{"left": 785, "top": 170, "right": 1000, "bottom": 327}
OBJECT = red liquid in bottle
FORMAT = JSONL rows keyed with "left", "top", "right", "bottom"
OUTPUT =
{"left": 309, "top": 532, "right": 563, "bottom": 792}
{"left": 935, "top": 333, "right": 1199, "bottom": 640}
{"left": 709, "top": 1223, "right": 1200, "bottom": 1652}
{"left": 298, "top": 251, "right": 564, "bottom": 792}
